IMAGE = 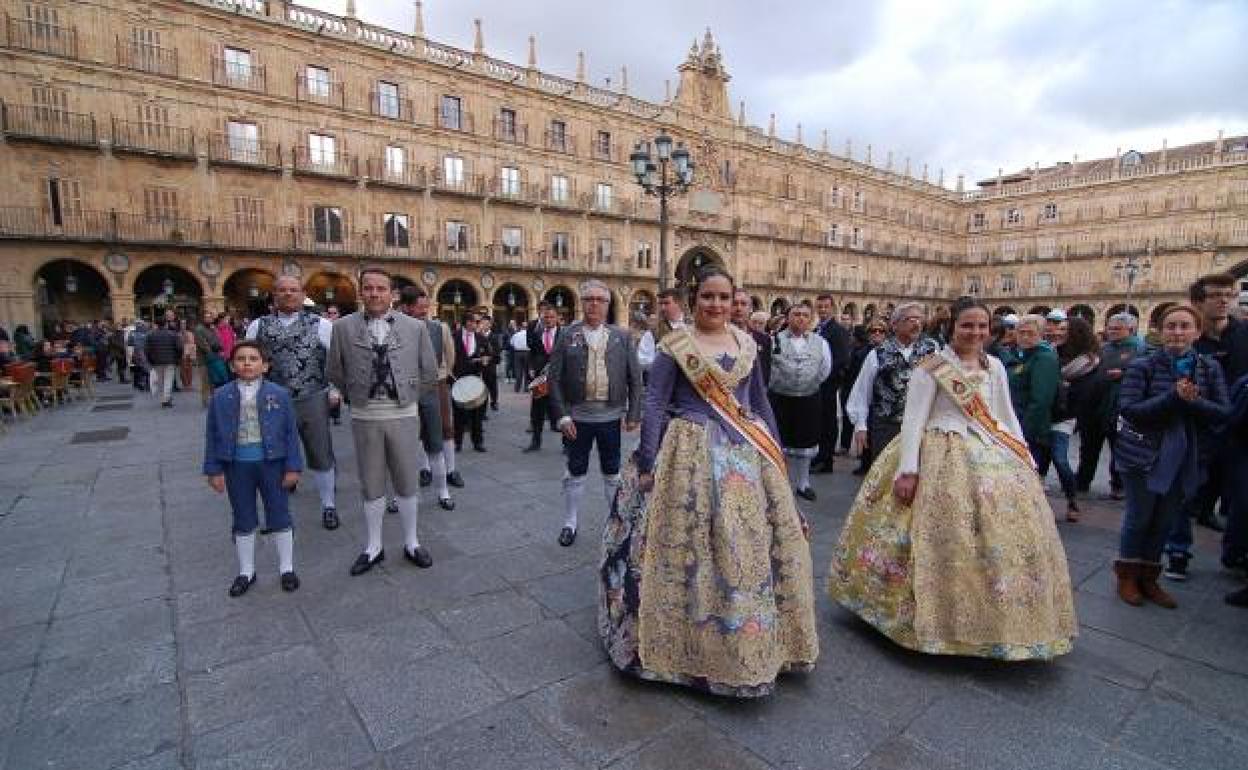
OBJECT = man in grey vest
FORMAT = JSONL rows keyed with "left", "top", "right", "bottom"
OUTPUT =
{"left": 398, "top": 286, "right": 457, "bottom": 508}
{"left": 246, "top": 275, "right": 341, "bottom": 529}
{"left": 845, "top": 302, "right": 938, "bottom": 470}
{"left": 768, "top": 302, "right": 832, "bottom": 501}
{"left": 547, "top": 280, "right": 642, "bottom": 546}
{"left": 328, "top": 268, "right": 439, "bottom": 575}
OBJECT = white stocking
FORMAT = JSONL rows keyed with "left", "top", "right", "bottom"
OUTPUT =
{"left": 795, "top": 455, "right": 812, "bottom": 491}
{"left": 429, "top": 452, "right": 449, "bottom": 498}
{"left": 397, "top": 495, "right": 420, "bottom": 552}
{"left": 273, "top": 530, "right": 294, "bottom": 573}
{"left": 235, "top": 533, "right": 256, "bottom": 578}
{"left": 563, "top": 474, "right": 586, "bottom": 531}
{"left": 442, "top": 444, "right": 457, "bottom": 474}
{"left": 312, "top": 468, "right": 336, "bottom": 508}
{"left": 363, "top": 498, "right": 385, "bottom": 558}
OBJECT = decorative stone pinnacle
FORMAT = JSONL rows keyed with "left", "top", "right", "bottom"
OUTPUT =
{"left": 866, "top": 144, "right": 872, "bottom": 164}
{"left": 666, "top": 79, "right": 672, "bottom": 102}
{"left": 796, "top": 123, "right": 803, "bottom": 145}
{"left": 527, "top": 35, "right": 537, "bottom": 68}
{"left": 737, "top": 100, "right": 745, "bottom": 124}
{"left": 768, "top": 113, "right": 776, "bottom": 137}
{"left": 576, "top": 51, "right": 586, "bottom": 83}
{"left": 473, "top": 19, "right": 483, "bottom": 54}
{"left": 345, "top": 0, "right": 356, "bottom": 18}
{"left": 413, "top": 1, "right": 424, "bottom": 38}
{"left": 621, "top": 65, "right": 628, "bottom": 94}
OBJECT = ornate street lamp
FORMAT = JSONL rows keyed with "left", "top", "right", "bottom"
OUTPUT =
{"left": 631, "top": 133, "right": 695, "bottom": 291}
{"left": 324, "top": 286, "right": 336, "bottom": 302}
{"left": 64, "top": 266, "right": 78, "bottom": 294}
{"left": 1113, "top": 252, "right": 1152, "bottom": 312}
{"left": 161, "top": 276, "right": 175, "bottom": 296}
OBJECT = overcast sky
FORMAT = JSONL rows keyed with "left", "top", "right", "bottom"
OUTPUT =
{"left": 303, "top": 0, "right": 1248, "bottom": 188}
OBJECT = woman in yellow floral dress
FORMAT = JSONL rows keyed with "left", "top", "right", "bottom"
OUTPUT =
{"left": 599, "top": 267, "right": 819, "bottom": 697}
{"left": 830, "top": 297, "right": 1076, "bottom": 660}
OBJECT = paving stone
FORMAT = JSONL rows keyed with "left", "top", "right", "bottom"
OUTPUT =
{"left": 697, "top": 682, "right": 894, "bottom": 770}
{"left": 0, "top": 667, "right": 32, "bottom": 733}
{"left": 0, "top": 623, "right": 45, "bottom": 675}
{"left": 191, "top": 697, "right": 373, "bottom": 770}
{"left": 64, "top": 544, "right": 167, "bottom": 583}
{"left": 185, "top": 645, "right": 338, "bottom": 735}
{"left": 1092, "top": 748, "right": 1177, "bottom": 770}
{"left": 1154, "top": 657, "right": 1248, "bottom": 732}
{"left": 521, "top": 663, "right": 694, "bottom": 767}
{"left": 605, "top": 719, "right": 773, "bottom": 770}
{"left": 43, "top": 598, "right": 173, "bottom": 661}
{"left": 902, "top": 685, "right": 1110, "bottom": 770}
{"left": 113, "top": 749, "right": 184, "bottom": 770}
{"left": 53, "top": 572, "right": 171, "bottom": 618}
{"left": 180, "top": 606, "right": 312, "bottom": 672}
{"left": 382, "top": 552, "right": 511, "bottom": 609}
{"left": 433, "top": 590, "right": 544, "bottom": 643}
{"left": 1, "top": 559, "right": 66, "bottom": 594}
{"left": 520, "top": 564, "right": 601, "bottom": 616}
{"left": 0, "top": 586, "right": 57, "bottom": 631}
{"left": 1118, "top": 694, "right": 1248, "bottom": 770}
{"left": 1058, "top": 626, "right": 1171, "bottom": 689}
{"left": 335, "top": 647, "right": 506, "bottom": 751}
{"left": 26, "top": 643, "right": 175, "bottom": 717}
{"left": 1073, "top": 591, "right": 1191, "bottom": 654}
{"left": 324, "top": 613, "right": 454, "bottom": 666}
{"left": 385, "top": 701, "right": 584, "bottom": 770}
{"left": 854, "top": 737, "right": 968, "bottom": 770}
{"left": 468, "top": 619, "right": 602, "bottom": 695}
{"left": 7, "top": 684, "right": 180, "bottom": 770}
{"left": 1174, "top": 619, "right": 1248, "bottom": 676}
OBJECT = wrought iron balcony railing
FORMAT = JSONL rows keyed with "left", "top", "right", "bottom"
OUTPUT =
{"left": 1, "top": 104, "right": 97, "bottom": 146}
{"left": 111, "top": 119, "right": 196, "bottom": 158}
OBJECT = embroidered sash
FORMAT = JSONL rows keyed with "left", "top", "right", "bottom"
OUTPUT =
{"left": 661, "top": 328, "right": 787, "bottom": 474}
{"left": 919, "top": 354, "right": 1036, "bottom": 469}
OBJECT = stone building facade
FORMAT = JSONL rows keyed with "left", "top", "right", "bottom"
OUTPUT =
{"left": 0, "top": 0, "right": 1245, "bottom": 334}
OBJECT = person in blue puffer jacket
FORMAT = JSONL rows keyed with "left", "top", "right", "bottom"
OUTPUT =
{"left": 1111, "top": 305, "right": 1229, "bottom": 609}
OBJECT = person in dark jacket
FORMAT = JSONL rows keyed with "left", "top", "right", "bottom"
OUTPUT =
{"left": 1007, "top": 314, "right": 1060, "bottom": 469}
{"left": 144, "top": 319, "right": 184, "bottom": 407}
{"left": 1112, "top": 305, "right": 1229, "bottom": 609}
{"left": 813, "top": 293, "right": 850, "bottom": 472}
{"left": 13, "top": 325, "right": 35, "bottom": 358}
{"left": 1047, "top": 317, "right": 1102, "bottom": 522}
{"left": 1222, "top": 373, "right": 1248, "bottom": 607}
{"left": 847, "top": 321, "right": 886, "bottom": 474}
{"left": 1079, "top": 313, "right": 1142, "bottom": 499}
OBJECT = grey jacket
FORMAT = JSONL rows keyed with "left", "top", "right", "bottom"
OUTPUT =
{"left": 547, "top": 322, "right": 642, "bottom": 424}
{"left": 327, "top": 311, "right": 438, "bottom": 409}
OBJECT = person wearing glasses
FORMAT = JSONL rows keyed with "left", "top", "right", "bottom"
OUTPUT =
{"left": 845, "top": 302, "right": 939, "bottom": 471}
{"left": 546, "top": 280, "right": 643, "bottom": 547}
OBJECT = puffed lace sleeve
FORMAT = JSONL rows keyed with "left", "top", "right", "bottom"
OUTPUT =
{"left": 895, "top": 363, "right": 937, "bottom": 478}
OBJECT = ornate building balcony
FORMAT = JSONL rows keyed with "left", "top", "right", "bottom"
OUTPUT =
{"left": 544, "top": 130, "right": 575, "bottom": 155}
{"left": 366, "top": 159, "right": 426, "bottom": 189}
{"left": 369, "top": 91, "right": 414, "bottom": 122}
{"left": 292, "top": 147, "right": 358, "bottom": 179}
{"left": 489, "top": 179, "right": 539, "bottom": 205}
{"left": 111, "top": 119, "right": 196, "bottom": 159}
{"left": 432, "top": 171, "right": 486, "bottom": 197}
{"left": 211, "top": 57, "right": 267, "bottom": 92}
{"left": 296, "top": 73, "right": 346, "bottom": 109}
{"left": 207, "top": 133, "right": 283, "bottom": 170}
{"left": 491, "top": 119, "right": 528, "bottom": 145}
{"left": 434, "top": 107, "right": 474, "bottom": 133}
{"left": 0, "top": 104, "right": 97, "bottom": 147}
{"left": 4, "top": 16, "right": 78, "bottom": 58}
{"left": 115, "top": 38, "right": 179, "bottom": 76}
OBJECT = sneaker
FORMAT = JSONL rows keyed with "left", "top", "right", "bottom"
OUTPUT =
{"left": 1163, "top": 553, "right": 1189, "bottom": 581}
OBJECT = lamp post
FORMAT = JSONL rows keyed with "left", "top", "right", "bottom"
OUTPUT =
{"left": 631, "top": 134, "right": 694, "bottom": 291}
{"left": 1113, "top": 251, "right": 1152, "bottom": 314}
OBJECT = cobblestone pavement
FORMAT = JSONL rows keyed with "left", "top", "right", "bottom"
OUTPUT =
{"left": 1, "top": 379, "right": 1246, "bottom": 770}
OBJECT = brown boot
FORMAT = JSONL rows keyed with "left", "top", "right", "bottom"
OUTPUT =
{"left": 1113, "top": 560, "right": 1144, "bottom": 606}
{"left": 1138, "top": 562, "right": 1178, "bottom": 609}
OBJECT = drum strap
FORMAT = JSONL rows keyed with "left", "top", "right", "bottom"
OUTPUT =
{"left": 661, "top": 328, "right": 786, "bottom": 475}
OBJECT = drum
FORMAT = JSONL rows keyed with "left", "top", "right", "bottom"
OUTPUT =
{"left": 451, "top": 375, "right": 488, "bottom": 410}
{"left": 527, "top": 373, "right": 549, "bottom": 399}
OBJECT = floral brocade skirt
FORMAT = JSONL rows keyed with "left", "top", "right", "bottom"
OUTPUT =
{"left": 598, "top": 418, "right": 819, "bottom": 697}
{"left": 829, "top": 430, "right": 1077, "bottom": 660}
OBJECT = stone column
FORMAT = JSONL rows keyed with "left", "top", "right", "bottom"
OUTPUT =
{"left": 0, "top": 290, "right": 36, "bottom": 334}
{"left": 111, "top": 293, "right": 136, "bottom": 325}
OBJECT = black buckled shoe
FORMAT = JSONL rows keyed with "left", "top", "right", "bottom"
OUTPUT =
{"left": 404, "top": 546, "right": 433, "bottom": 568}
{"left": 386, "top": 498, "right": 399, "bottom": 514}
{"left": 473, "top": 444, "right": 486, "bottom": 453}
{"left": 558, "top": 527, "right": 577, "bottom": 547}
{"left": 228, "top": 574, "right": 256, "bottom": 597}
{"left": 446, "top": 472, "right": 465, "bottom": 488}
{"left": 795, "top": 487, "right": 817, "bottom": 502}
{"left": 322, "top": 507, "right": 340, "bottom": 530}
{"left": 280, "top": 571, "right": 300, "bottom": 592}
{"left": 350, "top": 550, "right": 384, "bottom": 576}
{"left": 438, "top": 497, "right": 455, "bottom": 511}
{"left": 419, "top": 469, "right": 433, "bottom": 487}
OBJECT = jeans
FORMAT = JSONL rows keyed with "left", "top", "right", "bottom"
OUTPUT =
{"left": 224, "top": 459, "right": 291, "bottom": 536}
{"left": 1166, "top": 456, "right": 1228, "bottom": 559}
{"left": 566, "top": 419, "right": 622, "bottom": 478}
{"left": 151, "top": 364, "right": 177, "bottom": 403}
{"left": 1048, "top": 430, "right": 1078, "bottom": 500}
{"left": 1119, "top": 471, "right": 1185, "bottom": 562}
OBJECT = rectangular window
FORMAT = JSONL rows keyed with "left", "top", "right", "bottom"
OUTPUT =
{"left": 128, "top": 27, "right": 164, "bottom": 72}
{"left": 635, "top": 240, "right": 652, "bottom": 269}
{"left": 446, "top": 220, "right": 469, "bottom": 251}
{"left": 226, "top": 120, "right": 259, "bottom": 162}
{"left": 851, "top": 226, "right": 863, "bottom": 248}
{"left": 826, "top": 223, "right": 839, "bottom": 246}
{"left": 595, "top": 130, "right": 611, "bottom": 158}
{"left": 31, "top": 85, "right": 67, "bottom": 122}
{"left": 136, "top": 102, "right": 170, "bottom": 138}
{"left": 829, "top": 185, "right": 841, "bottom": 207}
{"left": 384, "top": 145, "right": 405, "bottom": 176}
{"left": 972, "top": 211, "right": 986, "bottom": 229}
{"left": 1006, "top": 207, "right": 1022, "bottom": 225}
{"left": 498, "top": 108, "right": 516, "bottom": 141}
{"left": 853, "top": 190, "right": 864, "bottom": 212}
{"left": 308, "top": 132, "right": 335, "bottom": 166}
{"left": 1042, "top": 202, "right": 1058, "bottom": 221}
{"left": 443, "top": 156, "right": 464, "bottom": 186}
{"left": 596, "top": 238, "right": 613, "bottom": 264}
{"left": 143, "top": 186, "right": 179, "bottom": 223}
{"left": 440, "top": 95, "right": 462, "bottom": 130}
{"left": 232, "top": 196, "right": 264, "bottom": 227}
{"left": 802, "top": 260, "right": 813, "bottom": 281}
{"left": 223, "top": 46, "right": 251, "bottom": 81}
{"left": 305, "top": 65, "right": 331, "bottom": 98}
{"left": 967, "top": 275, "right": 983, "bottom": 294}
{"left": 313, "top": 206, "right": 343, "bottom": 244}
{"left": 500, "top": 166, "right": 520, "bottom": 196}
{"left": 549, "top": 120, "right": 567, "bottom": 151}
{"left": 384, "top": 213, "right": 410, "bottom": 248}
{"left": 595, "top": 182, "right": 612, "bottom": 210}
{"left": 501, "top": 226, "right": 523, "bottom": 257}
{"left": 551, "top": 232, "right": 570, "bottom": 260}
{"left": 549, "top": 174, "right": 569, "bottom": 203}
{"left": 776, "top": 258, "right": 788, "bottom": 279}
{"left": 47, "top": 177, "right": 81, "bottom": 225}
{"left": 1000, "top": 273, "right": 1016, "bottom": 293}
{"left": 376, "top": 80, "right": 400, "bottom": 118}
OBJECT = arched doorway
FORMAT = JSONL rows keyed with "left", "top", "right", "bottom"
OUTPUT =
{"left": 134, "top": 264, "right": 202, "bottom": 324}
{"left": 629, "top": 289, "right": 656, "bottom": 320}
{"left": 492, "top": 283, "right": 530, "bottom": 327}
{"left": 33, "top": 259, "right": 112, "bottom": 337}
{"left": 1107, "top": 303, "right": 1141, "bottom": 320}
{"left": 1148, "top": 302, "right": 1176, "bottom": 331}
{"left": 305, "top": 272, "right": 357, "bottom": 313}
{"left": 770, "top": 297, "right": 790, "bottom": 316}
{"left": 993, "top": 305, "right": 1018, "bottom": 318}
{"left": 863, "top": 303, "right": 878, "bottom": 322}
{"left": 223, "top": 268, "right": 276, "bottom": 320}
{"left": 1068, "top": 304, "right": 1096, "bottom": 326}
{"left": 675, "top": 246, "right": 724, "bottom": 287}
{"left": 389, "top": 274, "right": 416, "bottom": 308}
{"left": 750, "top": 295, "right": 763, "bottom": 312}
{"left": 1028, "top": 305, "right": 1052, "bottom": 316}
{"left": 544, "top": 285, "right": 576, "bottom": 322}
{"left": 436, "top": 279, "right": 478, "bottom": 323}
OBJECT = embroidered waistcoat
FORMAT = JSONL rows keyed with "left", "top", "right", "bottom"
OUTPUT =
{"left": 872, "top": 337, "right": 939, "bottom": 423}
{"left": 257, "top": 313, "right": 326, "bottom": 398}
{"left": 769, "top": 330, "right": 826, "bottom": 397}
